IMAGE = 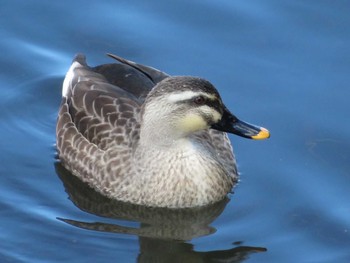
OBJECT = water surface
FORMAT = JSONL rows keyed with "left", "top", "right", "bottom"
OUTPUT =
{"left": 1, "top": 0, "right": 350, "bottom": 262}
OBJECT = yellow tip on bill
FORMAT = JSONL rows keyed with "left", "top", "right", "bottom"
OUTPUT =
{"left": 252, "top": 127, "right": 270, "bottom": 140}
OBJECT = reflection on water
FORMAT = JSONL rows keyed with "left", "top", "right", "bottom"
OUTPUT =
{"left": 55, "top": 162, "right": 266, "bottom": 262}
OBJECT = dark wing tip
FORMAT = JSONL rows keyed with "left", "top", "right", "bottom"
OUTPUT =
{"left": 106, "top": 53, "right": 169, "bottom": 84}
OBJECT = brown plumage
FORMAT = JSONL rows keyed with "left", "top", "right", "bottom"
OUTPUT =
{"left": 56, "top": 53, "right": 269, "bottom": 208}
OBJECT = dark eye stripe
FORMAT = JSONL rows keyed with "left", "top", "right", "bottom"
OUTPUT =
{"left": 185, "top": 96, "right": 222, "bottom": 115}
{"left": 173, "top": 94, "right": 222, "bottom": 114}
{"left": 204, "top": 98, "right": 222, "bottom": 115}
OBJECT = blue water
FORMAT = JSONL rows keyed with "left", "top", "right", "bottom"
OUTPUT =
{"left": 1, "top": 0, "right": 350, "bottom": 262}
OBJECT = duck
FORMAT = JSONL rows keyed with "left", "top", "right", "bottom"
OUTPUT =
{"left": 56, "top": 53, "right": 269, "bottom": 208}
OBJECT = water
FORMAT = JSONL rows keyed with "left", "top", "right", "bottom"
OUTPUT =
{"left": 1, "top": 0, "right": 349, "bottom": 262}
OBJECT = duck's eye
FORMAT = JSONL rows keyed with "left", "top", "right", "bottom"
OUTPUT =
{"left": 193, "top": 96, "right": 206, "bottom": 105}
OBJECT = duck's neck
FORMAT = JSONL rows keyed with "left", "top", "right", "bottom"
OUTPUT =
{"left": 133, "top": 134, "right": 233, "bottom": 208}
{"left": 139, "top": 117, "right": 186, "bottom": 147}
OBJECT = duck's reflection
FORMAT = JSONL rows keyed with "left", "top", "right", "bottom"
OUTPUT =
{"left": 55, "top": 162, "right": 266, "bottom": 262}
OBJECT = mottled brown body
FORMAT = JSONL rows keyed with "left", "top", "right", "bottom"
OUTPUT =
{"left": 56, "top": 54, "right": 238, "bottom": 208}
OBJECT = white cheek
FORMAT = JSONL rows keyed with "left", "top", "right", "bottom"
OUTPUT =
{"left": 199, "top": 105, "right": 222, "bottom": 122}
{"left": 211, "top": 110, "right": 222, "bottom": 122}
{"left": 178, "top": 114, "right": 208, "bottom": 132}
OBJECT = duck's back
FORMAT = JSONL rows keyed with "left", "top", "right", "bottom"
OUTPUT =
{"left": 56, "top": 54, "right": 168, "bottom": 186}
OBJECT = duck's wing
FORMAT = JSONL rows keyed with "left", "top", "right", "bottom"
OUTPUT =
{"left": 106, "top": 53, "right": 169, "bottom": 84}
{"left": 92, "top": 53, "right": 169, "bottom": 100}
{"left": 57, "top": 54, "right": 166, "bottom": 171}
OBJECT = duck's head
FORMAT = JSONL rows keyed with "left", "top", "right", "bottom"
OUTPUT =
{"left": 140, "top": 76, "right": 269, "bottom": 144}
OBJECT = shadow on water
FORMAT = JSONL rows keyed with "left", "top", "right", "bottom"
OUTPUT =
{"left": 55, "top": 162, "right": 267, "bottom": 262}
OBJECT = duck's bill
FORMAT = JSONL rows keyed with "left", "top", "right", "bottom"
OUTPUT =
{"left": 211, "top": 108, "right": 270, "bottom": 140}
